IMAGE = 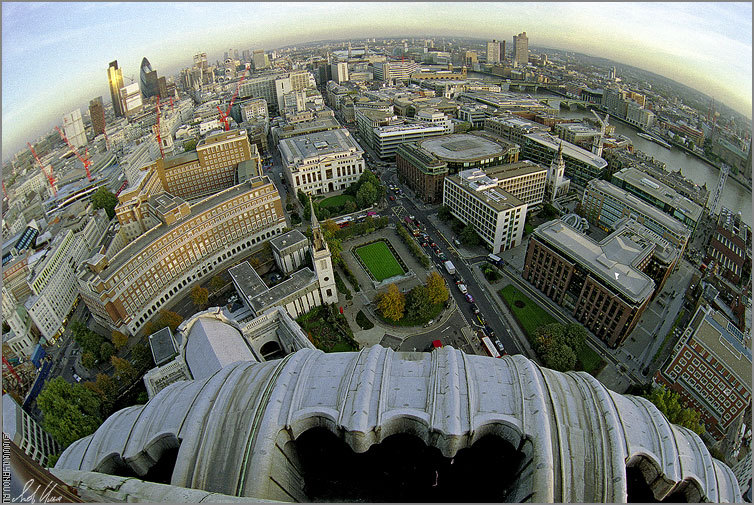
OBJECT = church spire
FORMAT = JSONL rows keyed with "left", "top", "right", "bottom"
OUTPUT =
{"left": 309, "top": 196, "right": 319, "bottom": 230}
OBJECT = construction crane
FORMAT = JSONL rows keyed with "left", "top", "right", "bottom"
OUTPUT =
{"left": 27, "top": 142, "right": 57, "bottom": 196}
{"left": 591, "top": 110, "right": 610, "bottom": 158}
{"left": 55, "top": 126, "right": 92, "bottom": 181}
{"left": 155, "top": 96, "right": 164, "bottom": 159}
{"left": 2, "top": 180, "right": 7, "bottom": 199}
{"left": 217, "top": 76, "right": 245, "bottom": 131}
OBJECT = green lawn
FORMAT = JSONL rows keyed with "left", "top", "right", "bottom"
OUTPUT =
{"left": 355, "top": 241, "right": 405, "bottom": 281}
{"left": 319, "top": 194, "right": 356, "bottom": 209}
{"left": 577, "top": 346, "right": 605, "bottom": 375}
{"left": 499, "top": 284, "right": 557, "bottom": 342}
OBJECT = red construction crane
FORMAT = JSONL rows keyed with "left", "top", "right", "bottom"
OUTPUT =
{"left": 155, "top": 96, "right": 164, "bottom": 159}
{"left": 55, "top": 126, "right": 92, "bottom": 181}
{"left": 216, "top": 76, "right": 245, "bottom": 131}
{"left": 2, "top": 180, "right": 7, "bottom": 199}
{"left": 27, "top": 142, "right": 57, "bottom": 196}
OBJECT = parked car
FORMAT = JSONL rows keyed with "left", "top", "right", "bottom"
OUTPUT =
{"left": 466, "top": 293, "right": 475, "bottom": 303}
{"left": 73, "top": 373, "right": 82, "bottom": 383}
{"left": 494, "top": 339, "right": 507, "bottom": 355}
{"left": 470, "top": 303, "right": 480, "bottom": 314}
{"left": 453, "top": 238, "right": 461, "bottom": 246}
{"left": 484, "top": 325, "right": 496, "bottom": 338}
{"left": 458, "top": 284, "right": 468, "bottom": 294}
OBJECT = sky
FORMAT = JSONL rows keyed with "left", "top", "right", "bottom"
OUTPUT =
{"left": 2, "top": 2, "right": 752, "bottom": 160}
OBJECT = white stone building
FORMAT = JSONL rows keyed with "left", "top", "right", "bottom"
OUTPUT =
{"left": 3, "top": 394, "right": 61, "bottom": 467}
{"left": 279, "top": 128, "right": 365, "bottom": 195}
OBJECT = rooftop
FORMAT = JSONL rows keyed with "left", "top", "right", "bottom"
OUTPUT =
{"left": 279, "top": 129, "right": 362, "bottom": 165}
{"left": 230, "top": 260, "right": 319, "bottom": 313}
{"left": 418, "top": 134, "right": 507, "bottom": 162}
{"left": 269, "top": 229, "right": 308, "bottom": 254}
{"left": 524, "top": 132, "right": 608, "bottom": 169}
{"left": 148, "top": 327, "right": 178, "bottom": 366}
{"left": 449, "top": 170, "right": 525, "bottom": 212}
{"left": 587, "top": 179, "right": 692, "bottom": 238}
{"left": 613, "top": 167, "right": 703, "bottom": 223}
{"left": 534, "top": 219, "right": 656, "bottom": 303}
{"left": 103, "top": 177, "right": 273, "bottom": 277}
{"left": 485, "top": 160, "right": 547, "bottom": 180}
{"left": 692, "top": 307, "right": 752, "bottom": 387}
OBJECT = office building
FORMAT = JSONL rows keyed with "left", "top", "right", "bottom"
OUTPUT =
{"left": 705, "top": 207, "right": 749, "bottom": 285}
{"left": 372, "top": 60, "right": 420, "bottom": 81}
{"left": 26, "top": 210, "right": 109, "bottom": 342}
{"left": 581, "top": 179, "right": 692, "bottom": 255}
{"left": 484, "top": 114, "right": 551, "bottom": 147}
{"left": 78, "top": 176, "right": 286, "bottom": 337}
{"left": 3, "top": 394, "right": 61, "bottom": 467}
{"left": 89, "top": 96, "right": 106, "bottom": 137}
{"left": 513, "top": 31, "right": 529, "bottom": 67}
{"left": 274, "top": 71, "right": 314, "bottom": 111}
{"left": 331, "top": 62, "right": 349, "bottom": 83}
{"left": 62, "top": 109, "right": 87, "bottom": 148}
{"left": 396, "top": 133, "right": 520, "bottom": 203}
{"left": 120, "top": 82, "right": 143, "bottom": 118}
{"left": 108, "top": 60, "right": 125, "bottom": 117}
{"left": 520, "top": 132, "right": 608, "bottom": 189}
{"left": 140, "top": 57, "right": 159, "bottom": 99}
{"left": 239, "top": 97, "right": 269, "bottom": 123}
{"left": 443, "top": 169, "right": 528, "bottom": 253}
{"left": 279, "top": 128, "right": 365, "bottom": 195}
{"left": 54, "top": 345, "right": 741, "bottom": 503}
{"left": 487, "top": 40, "right": 502, "bottom": 63}
{"left": 655, "top": 305, "right": 752, "bottom": 441}
{"left": 252, "top": 49, "right": 269, "bottom": 69}
{"left": 524, "top": 218, "right": 679, "bottom": 347}
{"left": 611, "top": 167, "right": 702, "bottom": 233}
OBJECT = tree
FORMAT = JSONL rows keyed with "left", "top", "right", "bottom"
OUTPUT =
{"left": 83, "top": 373, "right": 118, "bottom": 416}
{"left": 190, "top": 284, "right": 209, "bottom": 308}
{"left": 540, "top": 203, "right": 560, "bottom": 220}
{"left": 131, "top": 343, "right": 156, "bottom": 372}
{"left": 183, "top": 139, "right": 198, "bottom": 151}
{"left": 426, "top": 271, "right": 449, "bottom": 305}
{"left": 356, "top": 181, "right": 378, "bottom": 208}
{"left": 150, "top": 310, "right": 183, "bottom": 333}
{"left": 37, "top": 377, "right": 102, "bottom": 447}
{"left": 459, "top": 223, "right": 481, "bottom": 246}
{"left": 111, "top": 330, "right": 128, "bottom": 350}
{"left": 344, "top": 200, "right": 358, "bottom": 213}
{"left": 406, "top": 285, "right": 432, "bottom": 321}
{"left": 99, "top": 342, "right": 115, "bottom": 362}
{"left": 321, "top": 219, "right": 340, "bottom": 239}
{"left": 376, "top": 284, "right": 405, "bottom": 322}
{"left": 91, "top": 187, "right": 119, "bottom": 219}
{"left": 438, "top": 206, "right": 454, "bottom": 221}
{"left": 563, "top": 323, "right": 587, "bottom": 354}
{"left": 209, "top": 275, "right": 227, "bottom": 293}
{"left": 645, "top": 386, "right": 705, "bottom": 435}
{"left": 81, "top": 352, "right": 97, "bottom": 369}
{"left": 111, "top": 355, "right": 137, "bottom": 383}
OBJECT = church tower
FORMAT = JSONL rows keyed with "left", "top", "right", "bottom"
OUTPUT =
{"left": 546, "top": 141, "right": 566, "bottom": 202}
{"left": 310, "top": 199, "right": 338, "bottom": 304}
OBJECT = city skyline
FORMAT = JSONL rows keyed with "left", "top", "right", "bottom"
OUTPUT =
{"left": 2, "top": 2, "right": 751, "bottom": 159}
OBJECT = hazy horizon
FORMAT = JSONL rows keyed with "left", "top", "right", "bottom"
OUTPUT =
{"left": 3, "top": 2, "right": 751, "bottom": 161}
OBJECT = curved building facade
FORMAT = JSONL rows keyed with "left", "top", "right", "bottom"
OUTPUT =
{"left": 140, "top": 57, "right": 158, "bottom": 99}
{"left": 55, "top": 345, "right": 741, "bottom": 503}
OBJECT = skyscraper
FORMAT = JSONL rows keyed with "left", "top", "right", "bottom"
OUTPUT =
{"left": 253, "top": 49, "right": 268, "bottom": 70}
{"left": 107, "top": 60, "right": 125, "bottom": 117}
{"left": 62, "top": 108, "right": 87, "bottom": 148}
{"left": 513, "top": 31, "right": 529, "bottom": 67}
{"left": 139, "top": 57, "right": 159, "bottom": 99}
{"left": 486, "top": 39, "right": 501, "bottom": 64}
{"left": 89, "top": 96, "right": 105, "bottom": 137}
{"left": 330, "top": 62, "right": 349, "bottom": 83}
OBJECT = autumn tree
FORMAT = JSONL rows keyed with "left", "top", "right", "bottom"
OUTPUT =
{"left": 111, "top": 330, "right": 128, "bottom": 350}
{"left": 81, "top": 352, "right": 97, "bottom": 369}
{"left": 190, "top": 285, "right": 209, "bottom": 308}
{"left": 426, "top": 271, "right": 449, "bottom": 305}
{"left": 37, "top": 377, "right": 102, "bottom": 447}
{"left": 83, "top": 373, "right": 118, "bottom": 416}
{"left": 111, "top": 355, "right": 137, "bottom": 383}
{"left": 209, "top": 275, "right": 227, "bottom": 293}
{"left": 376, "top": 283, "right": 405, "bottom": 322}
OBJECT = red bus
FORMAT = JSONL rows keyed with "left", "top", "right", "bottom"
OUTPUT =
{"left": 481, "top": 336, "right": 501, "bottom": 358}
